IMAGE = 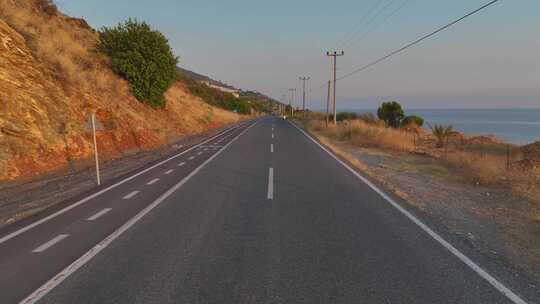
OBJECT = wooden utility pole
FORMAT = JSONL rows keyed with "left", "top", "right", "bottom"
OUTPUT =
{"left": 326, "top": 51, "right": 344, "bottom": 124}
{"left": 288, "top": 88, "right": 296, "bottom": 117}
{"left": 326, "top": 80, "right": 331, "bottom": 127}
{"left": 299, "top": 76, "right": 310, "bottom": 118}
{"left": 281, "top": 94, "right": 287, "bottom": 116}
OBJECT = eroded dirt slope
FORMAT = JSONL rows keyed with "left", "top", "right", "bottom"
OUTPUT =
{"left": 0, "top": 0, "right": 241, "bottom": 181}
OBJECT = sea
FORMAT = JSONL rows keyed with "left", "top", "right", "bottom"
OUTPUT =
{"left": 347, "top": 109, "right": 540, "bottom": 145}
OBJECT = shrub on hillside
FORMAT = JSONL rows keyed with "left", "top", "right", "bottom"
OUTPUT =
{"left": 431, "top": 124, "right": 454, "bottom": 148}
{"left": 402, "top": 115, "right": 424, "bottom": 127}
{"left": 178, "top": 74, "right": 252, "bottom": 114}
{"left": 336, "top": 112, "right": 358, "bottom": 121}
{"left": 377, "top": 101, "right": 404, "bottom": 128}
{"left": 99, "top": 19, "right": 178, "bottom": 108}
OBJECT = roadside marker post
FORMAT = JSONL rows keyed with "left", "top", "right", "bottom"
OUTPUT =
{"left": 86, "top": 113, "right": 104, "bottom": 186}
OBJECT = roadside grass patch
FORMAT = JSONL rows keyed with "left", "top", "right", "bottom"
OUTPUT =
{"left": 303, "top": 115, "right": 540, "bottom": 206}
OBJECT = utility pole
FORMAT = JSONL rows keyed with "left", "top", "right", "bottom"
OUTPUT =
{"left": 299, "top": 76, "right": 310, "bottom": 118}
{"left": 281, "top": 94, "right": 287, "bottom": 116}
{"left": 326, "top": 80, "right": 331, "bottom": 127}
{"left": 288, "top": 88, "right": 296, "bottom": 117}
{"left": 326, "top": 50, "right": 344, "bottom": 124}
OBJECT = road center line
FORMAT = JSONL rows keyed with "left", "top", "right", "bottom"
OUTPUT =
{"left": 197, "top": 152, "right": 203, "bottom": 155}
{"left": 146, "top": 178, "right": 160, "bottom": 185}
{"left": 32, "top": 234, "right": 69, "bottom": 253}
{"left": 86, "top": 208, "right": 112, "bottom": 221}
{"left": 178, "top": 162, "right": 186, "bottom": 167}
{"left": 19, "top": 120, "right": 259, "bottom": 304}
{"left": 289, "top": 121, "right": 528, "bottom": 304}
{"left": 188, "top": 156, "right": 195, "bottom": 160}
{"left": 271, "top": 144, "right": 274, "bottom": 153}
{"left": 272, "top": 133, "right": 274, "bottom": 139}
{"left": 164, "top": 169, "right": 174, "bottom": 175}
{"left": 123, "top": 191, "right": 139, "bottom": 200}
{"left": 267, "top": 167, "right": 274, "bottom": 200}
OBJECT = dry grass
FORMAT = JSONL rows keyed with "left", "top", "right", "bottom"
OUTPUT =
{"left": 307, "top": 119, "right": 415, "bottom": 152}
{"left": 303, "top": 116, "right": 540, "bottom": 205}
{"left": 0, "top": 0, "right": 116, "bottom": 94}
{"left": 0, "top": 0, "right": 245, "bottom": 182}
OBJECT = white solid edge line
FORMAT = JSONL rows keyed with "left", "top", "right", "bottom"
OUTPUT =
{"left": 146, "top": 178, "right": 160, "bottom": 185}
{"left": 0, "top": 121, "right": 248, "bottom": 245}
{"left": 19, "top": 120, "right": 259, "bottom": 304}
{"left": 267, "top": 167, "right": 274, "bottom": 200}
{"left": 86, "top": 208, "right": 112, "bottom": 221}
{"left": 122, "top": 191, "right": 139, "bottom": 200}
{"left": 288, "top": 121, "right": 528, "bottom": 304}
{"left": 32, "top": 234, "right": 69, "bottom": 253}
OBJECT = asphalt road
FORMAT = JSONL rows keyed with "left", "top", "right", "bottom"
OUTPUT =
{"left": 0, "top": 117, "right": 534, "bottom": 303}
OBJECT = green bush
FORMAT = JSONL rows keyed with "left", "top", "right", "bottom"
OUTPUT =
{"left": 431, "top": 124, "right": 454, "bottom": 148}
{"left": 336, "top": 112, "right": 358, "bottom": 121}
{"left": 402, "top": 115, "right": 424, "bottom": 127}
{"left": 99, "top": 19, "right": 178, "bottom": 108}
{"left": 377, "top": 101, "right": 404, "bottom": 128}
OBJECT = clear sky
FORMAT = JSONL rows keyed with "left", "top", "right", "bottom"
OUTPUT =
{"left": 57, "top": 0, "right": 539, "bottom": 109}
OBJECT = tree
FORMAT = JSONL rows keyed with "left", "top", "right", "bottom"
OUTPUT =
{"left": 402, "top": 115, "right": 424, "bottom": 127}
{"left": 336, "top": 112, "right": 358, "bottom": 121}
{"left": 99, "top": 19, "right": 178, "bottom": 108}
{"left": 377, "top": 101, "right": 404, "bottom": 128}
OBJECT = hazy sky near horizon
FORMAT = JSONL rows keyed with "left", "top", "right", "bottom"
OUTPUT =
{"left": 57, "top": 0, "right": 539, "bottom": 109}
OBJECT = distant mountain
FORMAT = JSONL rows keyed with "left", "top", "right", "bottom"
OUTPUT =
{"left": 176, "top": 67, "right": 283, "bottom": 112}
{"left": 176, "top": 67, "right": 236, "bottom": 90}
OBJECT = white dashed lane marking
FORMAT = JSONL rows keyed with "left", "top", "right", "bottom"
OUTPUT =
{"left": 178, "top": 162, "right": 186, "bottom": 167}
{"left": 86, "top": 208, "right": 112, "bottom": 221}
{"left": 165, "top": 169, "right": 174, "bottom": 175}
{"left": 32, "top": 234, "right": 69, "bottom": 253}
{"left": 123, "top": 191, "right": 140, "bottom": 200}
{"left": 267, "top": 167, "right": 274, "bottom": 200}
{"left": 146, "top": 178, "right": 160, "bottom": 185}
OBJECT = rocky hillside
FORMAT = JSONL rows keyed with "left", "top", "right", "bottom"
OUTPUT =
{"left": 0, "top": 0, "right": 242, "bottom": 181}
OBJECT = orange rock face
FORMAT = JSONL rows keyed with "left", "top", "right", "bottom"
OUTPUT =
{"left": 0, "top": 1, "right": 241, "bottom": 181}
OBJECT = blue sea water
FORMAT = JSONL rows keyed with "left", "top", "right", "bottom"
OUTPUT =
{"left": 349, "top": 109, "right": 540, "bottom": 145}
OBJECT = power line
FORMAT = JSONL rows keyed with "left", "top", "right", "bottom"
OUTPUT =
{"left": 345, "top": 0, "right": 413, "bottom": 50}
{"left": 338, "top": 0, "right": 501, "bottom": 81}
{"left": 336, "top": 0, "right": 386, "bottom": 49}
{"left": 341, "top": 0, "right": 400, "bottom": 49}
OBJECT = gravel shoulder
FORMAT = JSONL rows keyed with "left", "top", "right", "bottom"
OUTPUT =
{"left": 305, "top": 128, "right": 540, "bottom": 289}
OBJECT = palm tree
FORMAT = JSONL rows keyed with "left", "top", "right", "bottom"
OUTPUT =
{"left": 431, "top": 124, "right": 454, "bottom": 148}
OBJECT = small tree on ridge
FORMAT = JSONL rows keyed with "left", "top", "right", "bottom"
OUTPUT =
{"left": 99, "top": 19, "right": 178, "bottom": 108}
{"left": 377, "top": 101, "right": 404, "bottom": 128}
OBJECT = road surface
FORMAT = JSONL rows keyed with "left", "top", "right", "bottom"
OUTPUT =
{"left": 0, "top": 117, "right": 533, "bottom": 303}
